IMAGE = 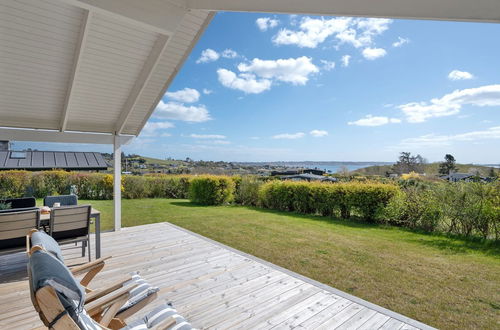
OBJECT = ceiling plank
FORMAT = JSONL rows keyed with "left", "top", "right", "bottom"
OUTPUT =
{"left": 61, "top": 9, "right": 92, "bottom": 132}
{"left": 0, "top": 128, "right": 134, "bottom": 145}
{"left": 56, "top": 0, "right": 188, "bottom": 35}
{"left": 187, "top": 0, "right": 500, "bottom": 23}
{"left": 115, "top": 34, "right": 170, "bottom": 134}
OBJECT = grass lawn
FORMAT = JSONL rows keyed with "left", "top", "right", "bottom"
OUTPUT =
{"left": 79, "top": 198, "right": 499, "bottom": 329}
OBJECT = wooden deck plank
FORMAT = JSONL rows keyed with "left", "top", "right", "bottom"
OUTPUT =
{"left": 0, "top": 222, "right": 433, "bottom": 330}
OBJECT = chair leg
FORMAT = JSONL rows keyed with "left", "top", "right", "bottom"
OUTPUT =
{"left": 87, "top": 238, "right": 91, "bottom": 262}
{"left": 82, "top": 241, "right": 86, "bottom": 257}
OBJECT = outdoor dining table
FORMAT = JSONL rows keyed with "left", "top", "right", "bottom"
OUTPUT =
{"left": 39, "top": 207, "right": 102, "bottom": 259}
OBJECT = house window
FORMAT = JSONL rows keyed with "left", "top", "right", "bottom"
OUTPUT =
{"left": 10, "top": 152, "right": 26, "bottom": 159}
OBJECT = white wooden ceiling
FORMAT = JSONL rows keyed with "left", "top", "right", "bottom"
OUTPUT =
{"left": 0, "top": 0, "right": 212, "bottom": 138}
{"left": 0, "top": 0, "right": 498, "bottom": 142}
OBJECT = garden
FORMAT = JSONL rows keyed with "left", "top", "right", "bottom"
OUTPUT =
{"left": 0, "top": 170, "right": 499, "bottom": 328}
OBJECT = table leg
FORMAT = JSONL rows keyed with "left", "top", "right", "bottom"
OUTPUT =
{"left": 94, "top": 214, "right": 101, "bottom": 259}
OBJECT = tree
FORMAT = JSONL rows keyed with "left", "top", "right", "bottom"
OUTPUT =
{"left": 438, "top": 154, "right": 457, "bottom": 175}
{"left": 392, "top": 152, "right": 426, "bottom": 174}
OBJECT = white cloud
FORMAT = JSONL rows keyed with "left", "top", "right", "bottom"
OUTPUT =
{"left": 237, "top": 56, "right": 319, "bottom": 85}
{"left": 141, "top": 121, "right": 174, "bottom": 136}
{"left": 362, "top": 47, "right": 387, "bottom": 60}
{"left": 398, "top": 84, "right": 500, "bottom": 123}
{"left": 348, "top": 115, "right": 401, "bottom": 126}
{"left": 448, "top": 70, "right": 474, "bottom": 81}
{"left": 165, "top": 88, "right": 200, "bottom": 103}
{"left": 196, "top": 48, "right": 220, "bottom": 64}
{"left": 154, "top": 101, "right": 211, "bottom": 122}
{"left": 217, "top": 69, "right": 272, "bottom": 94}
{"left": 399, "top": 126, "right": 500, "bottom": 148}
{"left": 392, "top": 37, "right": 409, "bottom": 47}
{"left": 272, "top": 17, "right": 391, "bottom": 49}
{"left": 310, "top": 130, "right": 328, "bottom": 137}
{"left": 273, "top": 132, "right": 305, "bottom": 139}
{"left": 202, "top": 88, "right": 213, "bottom": 95}
{"left": 320, "top": 60, "right": 336, "bottom": 71}
{"left": 256, "top": 17, "right": 280, "bottom": 31}
{"left": 341, "top": 55, "right": 351, "bottom": 67}
{"left": 221, "top": 49, "right": 238, "bottom": 59}
{"left": 189, "top": 134, "right": 226, "bottom": 139}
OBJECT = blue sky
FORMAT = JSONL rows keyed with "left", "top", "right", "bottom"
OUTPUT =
{"left": 17, "top": 13, "right": 500, "bottom": 163}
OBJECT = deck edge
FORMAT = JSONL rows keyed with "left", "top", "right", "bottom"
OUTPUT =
{"left": 164, "top": 222, "right": 436, "bottom": 330}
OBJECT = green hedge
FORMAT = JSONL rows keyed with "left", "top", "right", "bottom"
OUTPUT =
{"left": 0, "top": 170, "right": 192, "bottom": 200}
{"left": 189, "top": 175, "right": 235, "bottom": 205}
{"left": 259, "top": 181, "right": 399, "bottom": 222}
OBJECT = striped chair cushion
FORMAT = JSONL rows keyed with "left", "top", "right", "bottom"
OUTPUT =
{"left": 118, "top": 273, "right": 160, "bottom": 314}
{"left": 123, "top": 303, "right": 193, "bottom": 330}
{"left": 31, "top": 230, "right": 65, "bottom": 262}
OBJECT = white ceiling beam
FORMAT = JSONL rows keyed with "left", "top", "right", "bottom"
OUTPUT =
{"left": 134, "top": 12, "right": 216, "bottom": 136}
{"left": 187, "top": 0, "right": 500, "bottom": 23}
{"left": 0, "top": 128, "right": 134, "bottom": 145}
{"left": 56, "top": 0, "right": 189, "bottom": 35}
{"left": 116, "top": 34, "right": 170, "bottom": 134}
{"left": 61, "top": 9, "right": 91, "bottom": 132}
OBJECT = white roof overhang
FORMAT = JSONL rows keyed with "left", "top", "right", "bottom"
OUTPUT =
{"left": 1, "top": 0, "right": 499, "bottom": 144}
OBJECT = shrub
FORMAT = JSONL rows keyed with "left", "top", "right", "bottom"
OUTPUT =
{"left": 145, "top": 175, "right": 191, "bottom": 198}
{"left": 0, "top": 170, "right": 31, "bottom": 198}
{"left": 259, "top": 181, "right": 399, "bottom": 222}
{"left": 123, "top": 175, "right": 149, "bottom": 199}
{"left": 189, "top": 176, "right": 235, "bottom": 205}
{"left": 30, "top": 170, "right": 71, "bottom": 197}
{"left": 68, "top": 173, "right": 113, "bottom": 200}
{"left": 382, "top": 187, "right": 441, "bottom": 231}
{"left": 235, "top": 176, "right": 263, "bottom": 206}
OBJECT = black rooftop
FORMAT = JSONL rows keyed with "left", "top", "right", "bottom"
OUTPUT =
{"left": 0, "top": 151, "right": 108, "bottom": 170}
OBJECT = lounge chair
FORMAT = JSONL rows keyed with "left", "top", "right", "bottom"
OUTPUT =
{"left": 0, "top": 208, "right": 40, "bottom": 255}
{"left": 27, "top": 230, "right": 160, "bottom": 321}
{"left": 28, "top": 246, "right": 192, "bottom": 329}
{"left": 44, "top": 194, "right": 78, "bottom": 207}
{"left": 49, "top": 204, "right": 92, "bottom": 261}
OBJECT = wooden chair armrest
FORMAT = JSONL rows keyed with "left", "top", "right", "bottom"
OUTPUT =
{"left": 85, "top": 275, "right": 134, "bottom": 303}
{"left": 70, "top": 256, "right": 112, "bottom": 275}
{"left": 152, "top": 316, "right": 176, "bottom": 330}
{"left": 86, "top": 283, "right": 138, "bottom": 316}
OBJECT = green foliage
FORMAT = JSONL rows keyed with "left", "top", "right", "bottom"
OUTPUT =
{"left": 189, "top": 176, "right": 235, "bottom": 205}
{"left": 0, "top": 170, "right": 31, "bottom": 198}
{"left": 145, "top": 175, "right": 191, "bottom": 198}
{"left": 0, "top": 202, "right": 11, "bottom": 210}
{"left": 385, "top": 181, "right": 499, "bottom": 239}
{"left": 259, "top": 181, "right": 398, "bottom": 222}
{"left": 123, "top": 175, "right": 149, "bottom": 199}
{"left": 234, "top": 176, "right": 262, "bottom": 206}
{"left": 438, "top": 154, "right": 457, "bottom": 175}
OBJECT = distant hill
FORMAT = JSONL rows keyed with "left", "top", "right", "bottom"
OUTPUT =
{"left": 354, "top": 163, "right": 498, "bottom": 177}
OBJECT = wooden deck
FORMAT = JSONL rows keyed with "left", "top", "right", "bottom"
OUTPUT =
{"left": 0, "top": 222, "right": 433, "bottom": 329}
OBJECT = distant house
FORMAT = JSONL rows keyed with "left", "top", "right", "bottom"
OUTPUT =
{"left": 440, "top": 173, "right": 488, "bottom": 182}
{"left": 302, "top": 168, "right": 325, "bottom": 175}
{"left": 271, "top": 170, "right": 300, "bottom": 176}
{"left": 281, "top": 173, "right": 337, "bottom": 182}
{"left": 0, "top": 142, "right": 108, "bottom": 171}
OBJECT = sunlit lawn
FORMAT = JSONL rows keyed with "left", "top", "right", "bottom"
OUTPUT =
{"left": 77, "top": 198, "right": 499, "bottom": 329}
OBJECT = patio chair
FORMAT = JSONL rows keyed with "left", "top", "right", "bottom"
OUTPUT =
{"left": 28, "top": 247, "right": 191, "bottom": 329}
{"left": 27, "top": 230, "right": 160, "bottom": 320}
{"left": 44, "top": 194, "right": 78, "bottom": 207}
{"left": 0, "top": 196, "right": 36, "bottom": 209}
{"left": 0, "top": 208, "right": 40, "bottom": 255}
{"left": 0, "top": 197, "right": 38, "bottom": 214}
{"left": 49, "top": 204, "right": 92, "bottom": 262}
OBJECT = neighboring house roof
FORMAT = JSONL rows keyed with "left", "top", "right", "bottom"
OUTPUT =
{"left": 282, "top": 173, "right": 337, "bottom": 182}
{"left": 0, "top": 151, "right": 108, "bottom": 170}
{"left": 440, "top": 173, "right": 488, "bottom": 181}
